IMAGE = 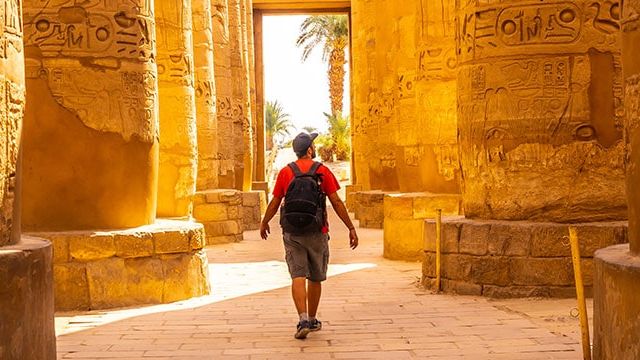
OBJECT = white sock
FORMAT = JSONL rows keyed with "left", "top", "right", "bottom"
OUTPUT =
{"left": 299, "top": 312, "right": 309, "bottom": 321}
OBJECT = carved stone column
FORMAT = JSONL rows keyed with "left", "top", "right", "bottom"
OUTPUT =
{"left": 22, "top": 0, "right": 159, "bottom": 230}
{"left": 193, "top": 0, "right": 219, "bottom": 191}
{"left": 0, "top": 0, "right": 55, "bottom": 357}
{"left": 155, "top": 0, "right": 199, "bottom": 217}
{"left": 593, "top": 0, "right": 640, "bottom": 358}
{"left": 422, "top": 0, "right": 628, "bottom": 297}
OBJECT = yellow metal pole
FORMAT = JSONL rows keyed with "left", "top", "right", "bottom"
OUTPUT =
{"left": 435, "top": 209, "right": 442, "bottom": 292}
{"left": 569, "top": 226, "right": 592, "bottom": 360}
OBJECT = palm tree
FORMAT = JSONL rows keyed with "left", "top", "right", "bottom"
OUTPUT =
{"left": 319, "top": 112, "right": 351, "bottom": 161}
{"left": 296, "top": 15, "right": 349, "bottom": 116}
{"left": 265, "top": 100, "right": 294, "bottom": 150}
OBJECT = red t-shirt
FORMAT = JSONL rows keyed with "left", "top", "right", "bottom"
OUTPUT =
{"left": 273, "top": 159, "right": 340, "bottom": 233}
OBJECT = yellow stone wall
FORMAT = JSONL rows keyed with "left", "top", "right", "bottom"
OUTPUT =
{"left": 156, "top": 0, "right": 199, "bottom": 217}
{"left": 351, "top": 0, "right": 459, "bottom": 194}
{"left": 22, "top": 0, "right": 159, "bottom": 231}
{"left": 193, "top": 0, "right": 220, "bottom": 191}
{"left": 457, "top": 0, "right": 626, "bottom": 223}
{"left": 0, "top": 0, "right": 24, "bottom": 245}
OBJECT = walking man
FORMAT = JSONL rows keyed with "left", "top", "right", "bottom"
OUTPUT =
{"left": 260, "top": 132, "right": 359, "bottom": 339}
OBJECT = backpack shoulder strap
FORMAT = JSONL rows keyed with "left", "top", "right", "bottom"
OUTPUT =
{"left": 288, "top": 162, "right": 304, "bottom": 177}
{"left": 307, "top": 161, "right": 322, "bottom": 176}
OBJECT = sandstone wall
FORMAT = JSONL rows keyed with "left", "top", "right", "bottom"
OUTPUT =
{"left": 156, "top": 0, "right": 199, "bottom": 217}
{"left": 351, "top": 0, "right": 460, "bottom": 194}
{"left": 22, "top": 0, "right": 159, "bottom": 231}
{"left": 457, "top": 0, "right": 626, "bottom": 223}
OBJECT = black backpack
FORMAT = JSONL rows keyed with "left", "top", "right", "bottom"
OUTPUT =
{"left": 280, "top": 162, "right": 326, "bottom": 235}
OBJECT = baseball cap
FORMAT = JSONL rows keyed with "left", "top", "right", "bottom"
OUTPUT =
{"left": 292, "top": 132, "right": 318, "bottom": 155}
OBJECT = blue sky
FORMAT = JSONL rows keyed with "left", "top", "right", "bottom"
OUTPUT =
{"left": 263, "top": 15, "right": 350, "bottom": 139}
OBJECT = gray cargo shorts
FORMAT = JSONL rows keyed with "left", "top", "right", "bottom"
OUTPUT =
{"left": 283, "top": 232, "right": 330, "bottom": 282}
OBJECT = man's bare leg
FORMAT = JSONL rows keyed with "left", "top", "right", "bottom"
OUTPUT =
{"left": 307, "top": 280, "right": 322, "bottom": 318}
{"left": 291, "top": 277, "right": 307, "bottom": 316}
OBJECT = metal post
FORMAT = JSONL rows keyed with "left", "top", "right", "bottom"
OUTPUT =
{"left": 569, "top": 226, "right": 592, "bottom": 360}
{"left": 435, "top": 209, "right": 442, "bottom": 292}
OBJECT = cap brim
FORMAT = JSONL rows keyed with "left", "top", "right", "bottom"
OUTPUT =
{"left": 310, "top": 133, "right": 318, "bottom": 141}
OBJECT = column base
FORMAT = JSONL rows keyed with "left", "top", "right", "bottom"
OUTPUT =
{"left": 194, "top": 189, "right": 244, "bottom": 245}
{"left": 241, "top": 190, "right": 267, "bottom": 231}
{"left": 29, "top": 220, "right": 210, "bottom": 311}
{"left": 593, "top": 244, "right": 640, "bottom": 360}
{"left": 345, "top": 184, "right": 363, "bottom": 212}
{"left": 383, "top": 192, "right": 462, "bottom": 261}
{"left": 252, "top": 181, "right": 269, "bottom": 201}
{"left": 0, "top": 237, "right": 55, "bottom": 359}
{"left": 353, "top": 190, "right": 392, "bottom": 228}
{"left": 422, "top": 218, "right": 627, "bottom": 297}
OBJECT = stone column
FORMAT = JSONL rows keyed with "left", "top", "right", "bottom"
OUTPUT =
{"left": 0, "top": 0, "right": 55, "bottom": 357}
{"left": 593, "top": 0, "right": 640, "bottom": 358}
{"left": 253, "top": 10, "right": 266, "bottom": 184}
{"left": 456, "top": 0, "right": 625, "bottom": 223}
{"left": 422, "top": 0, "right": 628, "bottom": 297}
{"left": 193, "top": 0, "right": 220, "bottom": 191}
{"left": 155, "top": 0, "right": 199, "bottom": 217}
{"left": 22, "top": 0, "right": 159, "bottom": 231}
{"left": 212, "top": 0, "right": 237, "bottom": 189}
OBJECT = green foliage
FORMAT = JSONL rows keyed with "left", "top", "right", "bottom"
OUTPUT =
{"left": 295, "top": 15, "right": 349, "bottom": 62}
{"left": 317, "top": 113, "right": 351, "bottom": 162}
{"left": 265, "top": 100, "right": 294, "bottom": 150}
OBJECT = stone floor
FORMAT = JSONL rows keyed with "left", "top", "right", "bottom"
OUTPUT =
{"left": 55, "top": 209, "right": 589, "bottom": 359}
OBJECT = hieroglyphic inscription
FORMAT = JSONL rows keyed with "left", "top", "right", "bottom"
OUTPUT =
{"left": 457, "top": 1, "right": 620, "bottom": 61}
{"left": 212, "top": 0, "right": 230, "bottom": 45}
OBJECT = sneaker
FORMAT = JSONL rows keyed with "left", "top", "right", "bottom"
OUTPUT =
{"left": 294, "top": 320, "right": 311, "bottom": 339}
{"left": 309, "top": 319, "right": 322, "bottom": 332}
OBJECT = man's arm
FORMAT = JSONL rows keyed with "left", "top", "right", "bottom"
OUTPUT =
{"left": 260, "top": 195, "right": 283, "bottom": 239}
{"left": 327, "top": 192, "right": 359, "bottom": 249}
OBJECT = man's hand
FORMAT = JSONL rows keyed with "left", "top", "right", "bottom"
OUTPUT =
{"left": 349, "top": 228, "right": 359, "bottom": 250}
{"left": 260, "top": 221, "right": 270, "bottom": 240}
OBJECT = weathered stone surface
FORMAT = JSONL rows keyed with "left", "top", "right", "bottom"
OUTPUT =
{"left": 487, "top": 223, "right": 531, "bottom": 257}
{"left": 123, "top": 257, "right": 165, "bottom": 305}
{"left": 193, "top": 203, "right": 230, "bottom": 222}
{"left": 154, "top": 230, "right": 191, "bottom": 254}
{"left": 115, "top": 233, "right": 154, "bottom": 258}
{"left": 155, "top": 0, "right": 198, "bottom": 217}
{"left": 207, "top": 234, "right": 243, "bottom": 245}
{"left": 345, "top": 184, "right": 363, "bottom": 211}
{"left": 593, "top": 245, "right": 640, "bottom": 360}
{"left": 50, "top": 234, "right": 70, "bottom": 263}
{"left": 456, "top": 0, "right": 626, "bottom": 223}
{"left": 53, "top": 263, "right": 89, "bottom": 311}
{"left": 69, "top": 234, "right": 116, "bottom": 261}
{"left": 441, "top": 279, "right": 482, "bottom": 296}
{"left": 459, "top": 223, "right": 490, "bottom": 256}
{"left": 354, "top": 191, "right": 386, "bottom": 229}
{"left": 161, "top": 251, "right": 210, "bottom": 302}
{"left": 510, "top": 258, "right": 574, "bottom": 287}
{"left": 0, "top": 238, "right": 56, "bottom": 359}
{"left": 383, "top": 219, "right": 424, "bottom": 261}
{"left": 424, "top": 219, "right": 461, "bottom": 253}
{"left": 22, "top": 0, "right": 159, "bottom": 231}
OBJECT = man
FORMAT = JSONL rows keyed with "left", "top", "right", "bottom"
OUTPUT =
{"left": 260, "top": 132, "right": 359, "bottom": 340}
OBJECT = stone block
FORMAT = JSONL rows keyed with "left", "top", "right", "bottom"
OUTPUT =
{"left": 242, "top": 191, "right": 260, "bottom": 207}
{"left": 123, "top": 257, "right": 164, "bottom": 304}
{"left": 482, "top": 285, "right": 560, "bottom": 298}
{"left": 193, "top": 203, "right": 229, "bottom": 222}
{"left": 114, "top": 233, "right": 153, "bottom": 258}
{"left": 529, "top": 225, "right": 570, "bottom": 258}
{"left": 345, "top": 184, "right": 363, "bottom": 211}
{"left": 204, "top": 220, "right": 241, "bottom": 238}
{"left": 459, "top": 223, "right": 490, "bottom": 256}
{"left": 441, "top": 279, "right": 482, "bottom": 296}
{"left": 422, "top": 252, "right": 436, "bottom": 278}
{"left": 510, "top": 257, "right": 574, "bottom": 286}
{"left": 354, "top": 191, "right": 386, "bottom": 229}
{"left": 384, "top": 195, "right": 414, "bottom": 219}
{"left": 487, "top": 223, "right": 531, "bottom": 256}
{"left": 153, "top": 230, "right": 191, "bottom": 254}
{"left": 189, "top": 228, "right": 205, "bottom": 250}
{"left": 228, "top": 205, "right": 241, "bottom": 219}
{"left": 53, "top": 263, "right": 89, "bottom": 311}
{"left": 413, "top": 194, "right": 462, "bottom": 218}
{"left": 574, "top": 223, "right": 628, "bottom": 256}
{"left": 470, "top": 256, "right": 511, "bottom": 286}
{"left": 161, "top": 251, "right": 210, "bottom": 303}
{"left": 69, "top": 233, "right": 116, "bottom": 261}
{"left": 85, "top": 258, "right": 128, "bottom": 309}
{"left": 441, "top": 254, "right": 473, "bottom": 280}
{"left": 383, "top": 218, "right": 424, "bottom": 261}
{"left": 424, "top": 219, "right": 461, "bottom": 253}
{"left": 49, "top": 234, "right": 70, "bottom": 263}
